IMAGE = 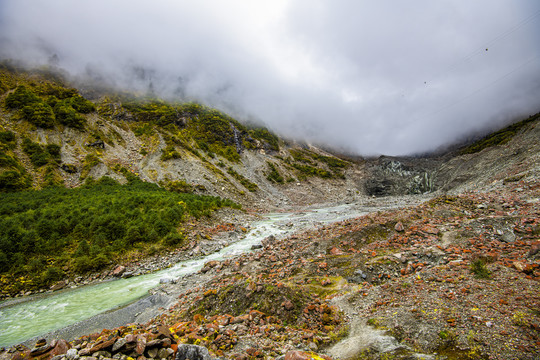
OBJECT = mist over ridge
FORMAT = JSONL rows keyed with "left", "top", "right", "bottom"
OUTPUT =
{"left": 1, "top": 0, "right": 540, "bottom": 156}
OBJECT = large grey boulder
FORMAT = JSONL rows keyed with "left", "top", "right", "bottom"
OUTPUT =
{"left": 175, "top": 344, "right": 214, "bottom": 360}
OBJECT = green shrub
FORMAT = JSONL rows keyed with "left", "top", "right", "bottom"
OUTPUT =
{"left": 133, "top": 123, "right": 155, "bottom": 137}
{"left": 161, "top": 145, "right": 182, "bottom": 161}
{"left": 165, "top": 179, "right": 193, "bottom": 193}
{"left": 0, "top": 170, "right": 31, "bottom": 192}
{"left": 81, "top": 154, "right": 101, "bottom": 178}
{"left": 250, "top": 127, "right": 280, "bottom": 152}
{"left": 69, "top": 95, "right": 95, "bottom": 113}
{"left": 21, "top": 138, "right": 60, "bottom": 167}
{"left": 0, "top": 131, "right": 16, "bottom": 149}
{"left": 470, "top": 258, "right": 491, "bottom": 279}
{"left": 292, "top": 163, "right": 333, "bottom": 179}
{"left": 22, "top": 102, "right": 55, "bottom": 128}
{"left": 54, "top": 101, "right": 86, "bottom": 128}
{"left": 266, "top": 161, "right": 284, "bottom": 183}
{"left": 41, "top": 266, "right": 64, "bottom": 284}
{"left": 5, "top": 86, "right": 40, "bottom": 109}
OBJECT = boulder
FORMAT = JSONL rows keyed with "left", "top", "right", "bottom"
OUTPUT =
{"left": 49, "top": 339, "right": 71, "bottom": 357}
{"left": 111, "top": 265, "right": 126, "bottom": 277}
{"left": 175, "top": 344, "right": 215, "bottom": 360}
{"left": 50, "top": 280, "right": 67, "bottom": 291}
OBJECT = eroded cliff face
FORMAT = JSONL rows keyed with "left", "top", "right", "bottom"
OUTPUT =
{"left": 362, "top": 113, "right": 540, "bottom": 198}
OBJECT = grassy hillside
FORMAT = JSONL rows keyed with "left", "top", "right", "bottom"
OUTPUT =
{"left": 460, "top": 112, "right": 540, "bottom": 155}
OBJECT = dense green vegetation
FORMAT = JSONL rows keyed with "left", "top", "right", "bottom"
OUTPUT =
{"left": 0, "top": 177, "right": 240, "bottom": 295}
{"left": 248, "top": 127, "right": 280, "bottom": 152}
{"left": 103, "top": 98, "right": 280, "bottom": 163}
{"left": 0, "top": 130, "right": 32, "bottom": 192}
{"left": 460, "top": 112, "right": 540, "bottom": 155}
{"left": 3, "top": 79, "right": 95, "bottom": 129}
{"left": 287, "top": 149, "right": 348, "bottom": 180}
{"left": 265, "top": 161, "right": 284, "bottom": 184}
{"left": 227, "top": 167, "right": 258, "bottom": 192}
{"left": 21, "top": 138, "right": 61, "bottom": 168}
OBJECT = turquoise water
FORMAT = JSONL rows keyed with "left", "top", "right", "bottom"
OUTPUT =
{"left": 0, "top": 203, "right": 372, "bottom": 347}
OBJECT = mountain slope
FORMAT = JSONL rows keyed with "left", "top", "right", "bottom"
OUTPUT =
{"left": 0, "top": 63, "right": 364, "bottom": 210}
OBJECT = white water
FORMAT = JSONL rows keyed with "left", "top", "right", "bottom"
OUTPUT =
{"left": 0, "top": 202, "right": 387, "bottom": 347}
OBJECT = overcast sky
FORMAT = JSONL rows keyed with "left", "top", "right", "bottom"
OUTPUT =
{"left": 1, "top": 1, "right": 539, "bottom": 155}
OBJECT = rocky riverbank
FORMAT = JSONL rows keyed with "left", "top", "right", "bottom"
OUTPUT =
{"left": 2, "top": 175, "right": 539, "bottom": 360}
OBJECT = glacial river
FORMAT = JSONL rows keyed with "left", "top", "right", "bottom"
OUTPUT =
{"left": 0, "top": 201, "right": 402, "bottom": 347}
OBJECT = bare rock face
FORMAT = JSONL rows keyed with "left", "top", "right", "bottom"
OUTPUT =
{"left": 364, "top": 157, "right": 438, "bottom": 197}
{"left": 175, "top": 344, "right": 215, "bottom": 360}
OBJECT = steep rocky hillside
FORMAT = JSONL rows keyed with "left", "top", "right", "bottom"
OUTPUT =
{"left": 363, "top": 112, "right": 540, "bottom": 198}
{"left": 0, "top": 63, "right": 364, "bottom": 210}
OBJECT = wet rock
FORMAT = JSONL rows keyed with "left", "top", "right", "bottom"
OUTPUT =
{"left": 50, "top": 280, "right": 67, "bottom": 291}
{"left": 262, "top": 235, "right": 276, "bottom": 248}
{"left": 175, "top": 344, "right": 215, "bottom": 360}
{"left": 121, "top": 271, "right": 134, "bottom": 278}
{"left": 201, "top": 260, "right": 219, "bottom": 273}
{"left": 160, "top": 278, "right": 176, "bottom": 284}
{"left": 251, "top": 244, "right": 263, "bottom": 250}
{"left": 35, "top": 339, "right": 47, "bottom": 347}
{"left": 30, "top": 343, "right": 51, "bottom": 356}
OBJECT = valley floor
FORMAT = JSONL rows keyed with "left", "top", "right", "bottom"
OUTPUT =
{"left": 2, "top": 177, "right": 540, "bottom": 360}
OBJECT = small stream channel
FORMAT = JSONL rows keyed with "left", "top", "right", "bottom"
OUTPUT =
{"left": 0, "top": 201, "right": 403, "bottom": 347}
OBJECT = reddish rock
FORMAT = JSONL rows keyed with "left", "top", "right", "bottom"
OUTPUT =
{"left": 201, "top": 260, "right": 219, "bottom": 273}
{"left": 329, "top": 247, "right": 344, "bottom": 255}
{"left": 246, "top": 347, "right": 263, "bottom": 357}
{"left": 282, "top": 299, "right": 294, "bottom": 311}
{"left": 285, "top": 350, "right": 332, "bottom": 360}
{"left": 395, "top": 222, "right": 405, "bottom": 232}
{"left": 231, "top": 314, "right": 249, "bottom": 324}
{"left": 216, "top": 314, "right": 233, "bottom": 326}
{"left": 125, "top": 334, "right": 137, "bottom": 343}
{"left": 136, "top": 335, "right": 147, "bottom": 355}
{"left": 88, "top": 338, "right": 116, "bottom": 354}
{"left": 428, "top": 227, "right": 439, "bottom": 235}
{"left": 49, "top": 339, "right": 71, "bottom": 357}
{"left": 112, "top": 265, "right": 126, "bottom": 277}
{"left": 321, "top": 278, "right": 332, "bottom": 286}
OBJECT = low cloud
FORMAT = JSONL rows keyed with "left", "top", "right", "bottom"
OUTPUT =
{"left": 1, "top": 0, "right": 539, "bottom": 155}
